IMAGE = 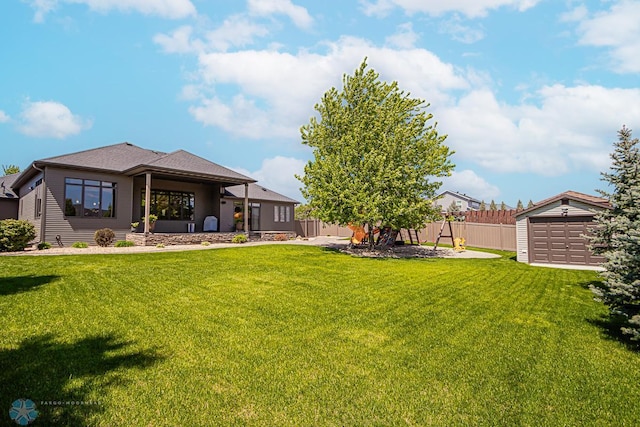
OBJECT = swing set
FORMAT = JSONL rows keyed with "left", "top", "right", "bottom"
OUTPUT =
{"left": 433, "top": 216, "right": 466, "bottom": 251}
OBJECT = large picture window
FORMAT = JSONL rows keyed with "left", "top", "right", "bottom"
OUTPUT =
{"left": 65, "top": 178, "right": 116, "bottom": 217}
{"left": 142, "top": 190, "right": 194, "bottom": 220}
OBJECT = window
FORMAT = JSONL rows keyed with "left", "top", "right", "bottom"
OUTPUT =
{"left": 273, "top": 205, "right": 291, "bottom": 223}
{"left": 34, "top": 178, "right": 43, "bottom": 218}
{"left": 142, "top": 190, "right": 194, "bottom": 220}
{"left": 65, "top": 178, "right": 116, "bottom": 217}
{"left": 35, "top": 196, "right": 42, "bottom": 218}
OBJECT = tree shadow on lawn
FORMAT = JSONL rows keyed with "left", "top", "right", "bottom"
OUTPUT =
{"left": 0, "top": 333, "right": 164, "bottom": 425}
{"left": 0, "top": 275, "right": 60, "bottom": 296}
{"left": 581, "top": 279, "right": 640, "bottom": 352}
{"left": 587, "top": 314, "right": 640, "bottom": 352}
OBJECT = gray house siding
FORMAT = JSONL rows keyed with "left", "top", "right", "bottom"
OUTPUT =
{"left": 436, "top": 191, "right": 481, "bottom": 212}
{"left": 219, "top": 199, "right": 236, "bottom": 232}
{"left": 132, "top": 177, "right": 221, "bottom": 233}
{"left": 17, "top": 172, "right": 44, "bottom": 242}
{"left": 43, "top": 167, "right": 134, "bottom": 245}
{"left": 219, "top": 198, "right": 295, "bottom": 232}
{"left": 0, "top": 200, "right": 18, "bottom": 220}
{"left": 260, "top": 201, "right": 295, "bottom": 231}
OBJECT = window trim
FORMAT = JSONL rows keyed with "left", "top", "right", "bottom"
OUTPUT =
{"left": 64, "top": 178, "right": 117, "bottom": 218}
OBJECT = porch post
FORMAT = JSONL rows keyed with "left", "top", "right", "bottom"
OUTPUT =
{"left": 244, "top": 183, "right": 249, "bottom": 233}
{"left": 144, "top": 172, "right": 151, "bottom": 234}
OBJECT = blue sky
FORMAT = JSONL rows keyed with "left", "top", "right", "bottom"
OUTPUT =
{"left": 1, "top": 0, "right": 639, "bottom": 206}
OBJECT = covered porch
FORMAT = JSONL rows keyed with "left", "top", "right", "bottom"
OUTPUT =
{"left": 129, "top": 161, "right": 255, "bottom": 235}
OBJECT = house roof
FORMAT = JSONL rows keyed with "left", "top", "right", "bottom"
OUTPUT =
{"left": 0, "top": 173, "right": 19, "bottom": 200}
{"left": 224, "top": 183, "right": 299, "bottom": 204}
{"left": 437, "top": 190, "right": 481, "bottom": 204}
{"left": 12, "top": 142, "right": 255, "bottom": 189}
{"left": 515, "top": 190, "right": 610, "bottom": 217}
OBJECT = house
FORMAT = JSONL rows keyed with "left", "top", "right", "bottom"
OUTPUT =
{"left": 0, "top": 173, "right": 19, "bottom": 220}
{"left": 10, "top": 142, "right": 297, "bottom": 245}
{"left": 220, "top": 183, "right": 298, "bottom": 233}
{"left": 435, "top": 190, "right": 481, "bottom": 212}
{"left": 515, "top": 191, "right": 610, "bottom": 268}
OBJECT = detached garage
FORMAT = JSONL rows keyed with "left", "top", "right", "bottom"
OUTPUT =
{"left": 515, "top": 191, "right": 610, "bottom": 268}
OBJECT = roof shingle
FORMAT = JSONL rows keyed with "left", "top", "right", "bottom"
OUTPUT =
{"left": 224, "top": 183, "right": 299, "bottom": 204}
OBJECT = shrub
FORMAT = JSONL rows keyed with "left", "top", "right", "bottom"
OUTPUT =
{"left": 115, "top": 240, "right": 135, "bottom": 247}
{"left": 201, "top": 241, "right": 211, "bottom": 246}
{"left": 37, "top": 242, "right": 52, "bottom": 250}
{"left": 94, "top": 228, "right": 116, "bottom": 247}
{"left": 0, "top": 219, "right": 36, "bottom": 252}
{"left": 72, "top": 241, "right": 88, "bottom": 248}
{"left": 232, "top": 234, "right": 248, "bottom": 244}
{"left": 274, "top": 233, "right": 289, "bottom": 241}
{"left": 156, "top": 243, "right": 165, "bottom": 248}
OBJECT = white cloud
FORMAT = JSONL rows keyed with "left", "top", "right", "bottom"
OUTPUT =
{"left": 385, "top": 22, "right": 419, "bottom": 49}
{"left": 360, "top": 0, "right": 540, "bottom": 18}
{"left": 154, "top": 17, "right": 270, "bottom": 54}
{"left": 231, "top": 156, "right": 306, "bottom": 201}
{"left": 0, "top": 110, "right": 9, "bottom": 123}
{"left": 153, "top": 25, "right": 203, "bottom": 54}
{"left": 248, "top": 0, "right": 313, "bottom": 29}
{"left": 442, "top": 169, "right": 500, "bottom": 201}
{"left": 28, "top": 0, "right": 57, "bottom": 23}
{"left": 573, "top": 0, "right": 640, "bottom": 73}
{"left": 439, "top": 16, "right": 485, "bottom": 43}
{"left": 189, "top": 94, "right": 296, "bottom": 139}
{"left": 189, "top": 36, "right": 468, "bottom": 139}
{"left": 559, "top": 5, "right": 588, "bottom": 23}
{"left": 205, "top": 15, "right": 270, "bottom": 52}
{"left": 438, "top": 85, "right": 640, "bottom": 175}
{"left": 27, "top": 0, "right": 196, "bottom": 22}
{"left": 18, "top": 101, "right": 92, "bottom": 139}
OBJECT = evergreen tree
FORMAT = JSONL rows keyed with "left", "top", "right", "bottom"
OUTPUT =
{"left": 516, "top": 200, "right": 524, "bottom": 211}
{"left": 479, "top": 200, "right": 486, "bottom": 211}
{"left": 500, "top": 201, "right": 507, "bottom": 210}
{"left": 588, "top": 126, "right": 640, "bottom": 341}
{"left": 489, "top": 200, "right": 497, "bottom": 211}
{"left": 2, "top": 165, "right": 20, "bottom": 175}
{"left": 298, "top": 59, "right": 454, "bottom": 247}
{"left": 447, "top": 200, "right": 459, "bottom": 213}
{"left": 527, "top": 199, "right": 534, "bottom": 208}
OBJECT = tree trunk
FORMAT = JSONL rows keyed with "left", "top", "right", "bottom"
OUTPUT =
{"left": 366, "top": 222, "right": 375, "bottom": 249}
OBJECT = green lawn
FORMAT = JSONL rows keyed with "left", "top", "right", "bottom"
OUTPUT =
{"left": 1, "top": 245, "right": 639, "bottom": 426}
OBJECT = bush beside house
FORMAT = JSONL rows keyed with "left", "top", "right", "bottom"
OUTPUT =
{"left": 0, "top": 219, "right": 36, "bottom": 252}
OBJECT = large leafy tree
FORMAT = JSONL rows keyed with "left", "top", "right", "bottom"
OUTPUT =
{"left": 298, "top": 60, "right": 454, "bottom": 245}
{"left": 588, "top": 126, "right": 640, "bottom": 341}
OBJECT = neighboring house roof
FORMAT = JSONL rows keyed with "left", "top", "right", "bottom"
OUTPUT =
{"left": 12, "top": 142, "right": 255, "bottom": 190}
{"left": 515, "top": 190, "right": 610, "bottom": 217}
{"left": 224, "top": 183, "right": 299, "bottom": 204}
{"left": 436, "top": 190, "right": 482, "bottom": 204}
{"left": 0, "top": 173, "right": 19, "bottom": 199}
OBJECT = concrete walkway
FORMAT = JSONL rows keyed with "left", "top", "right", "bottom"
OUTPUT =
{"left": 2, "top": 235, "right": 499, "bottom": 258}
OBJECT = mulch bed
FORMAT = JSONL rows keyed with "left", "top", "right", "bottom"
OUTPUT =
{"left": 339, "top": 244, "right": 454, "bottom": 259}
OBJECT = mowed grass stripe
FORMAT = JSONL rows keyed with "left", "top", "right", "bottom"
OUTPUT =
{"left": 0, "top": 245, "right": 638, "bottom": 426}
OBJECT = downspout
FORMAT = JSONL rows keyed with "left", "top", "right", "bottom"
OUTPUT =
{"left": 32, "top": 163, "right": 46, "bottom": 243}
{"left": 244, "top": 183, "right": 249, "bottom": 235}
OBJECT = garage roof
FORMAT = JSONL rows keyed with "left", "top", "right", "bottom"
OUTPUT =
{"left": 515, "top": 190, "right": 610, "bottom": 217}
